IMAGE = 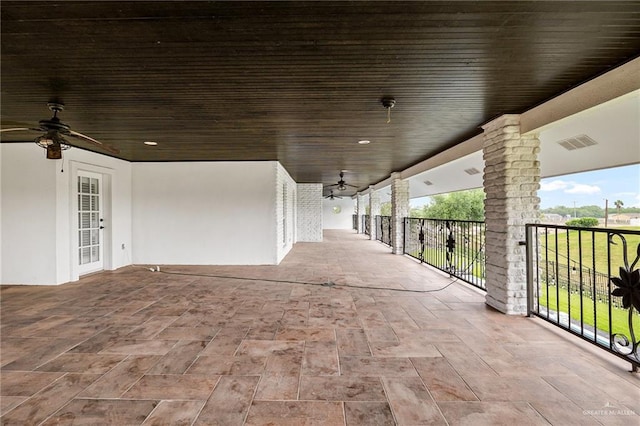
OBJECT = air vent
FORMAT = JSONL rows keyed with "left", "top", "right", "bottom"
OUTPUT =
{"left": 557, "top": 134, "right": 598, "bottom": 151}
{"left": 464, "top": 167, "right": 480, "bottom": 175}
{"left": 423, "top": 180, "right": 433, "bottom": 186}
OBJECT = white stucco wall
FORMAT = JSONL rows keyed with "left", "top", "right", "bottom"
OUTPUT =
{"left": 2, "top": 144, "right": 58, "bottom": 284}
{"left": 2, "top": 148, "right": 297, "bottom": 283}
{"left": 322, "top": 196, "right": 356, "bottom": 229}
{"left": 1, "top": 144, "right": 132, "bottom": 285}
{"left": 132, "top": 161, "right": 279, "bottom": 265}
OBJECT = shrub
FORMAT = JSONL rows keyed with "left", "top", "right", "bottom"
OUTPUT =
{"left": 565, "top": 217, "right": 599, "bottom": 228}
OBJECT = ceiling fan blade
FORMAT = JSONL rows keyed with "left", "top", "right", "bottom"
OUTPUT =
{"left": 68, "top": 129, "right": 103, "bottom": 145}
{"left": 0, "top": 127, "right": 41, "bottom": 133}
{"left": 323, "top": 184, "right": 339, "bottom": 188}
{"left": 67, "top": 130, "right": 120, "bottom": 155}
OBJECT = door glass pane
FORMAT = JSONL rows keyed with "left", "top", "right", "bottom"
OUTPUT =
{"left": 78, "top": 174, "right": 102, "bottom": 271}
{"left": 90, "top": 178, "right": 98, "bottom": 194}
{"left": 91, "top": 246, "right": 99, "bottom": 262}
{"left": 80, "top": 247, "right": 91, "bottom": 264}
{"left": 91, "top": 213, "right": 99, "bottom": 228}
{"left": 80, "top": 177, "right": 90, "bottom": 193}
{"left": 81, "top": 195, "right": 91, "bottom": 210}
{"left": 81, "top": 230, "right": 91, "bottom": 246}
{"left": 81, "top": 213, "right": 90, "bottom": 229}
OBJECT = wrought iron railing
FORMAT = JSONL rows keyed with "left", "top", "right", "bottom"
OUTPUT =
{"left": 375, "top": 215, "right": 392, "bottom": 246}
{"left": 404, "top": 217, "right": 486, "bottom": 290}
{"left": 525, "top": 224, "right": 640, "bottom": 372}
{"left": 362, "top": 214, "right": 370, "bottom": 236}
{"left": 352, "top": 214, "right": 358, "bottom": 231}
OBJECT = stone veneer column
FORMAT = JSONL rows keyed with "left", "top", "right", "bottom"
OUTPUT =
{"left": 482, "top": 114, "right": 540, "bottom": 315}
{"left": 296, "top": 183, "right": 323, "bottom": 242}
{"left": 368, "top": 186, "right": 380, "bottom": 241}
{"left": 356, "top": 192, "right": 365, "bottom": 233}
{"left": 390, "top": 172, "right": 409, "bottom": 254}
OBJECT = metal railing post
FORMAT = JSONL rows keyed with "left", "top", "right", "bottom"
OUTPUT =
{"left": 525, "top": 224, "right": 535, "bottom": 317}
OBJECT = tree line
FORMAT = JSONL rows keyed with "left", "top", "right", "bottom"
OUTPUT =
{"left": 541, "top": 203, "right": 640, "bottom": 218}
{"left": 377, "top": 189, "right": 486, "bottom": 221}
{"left": 376, "top": 190, "right": 638, "bottom": 222}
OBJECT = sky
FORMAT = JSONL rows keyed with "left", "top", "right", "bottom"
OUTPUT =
{"left": 409, "top": 163, "right": 640, "bottom": 209}
{"left": 539, "top": 164, "right": 640, "bottom": 209}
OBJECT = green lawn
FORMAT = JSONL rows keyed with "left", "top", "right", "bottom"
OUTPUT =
{"left": 421, "top": 246, "right": 485, "bottom": 279}
{"left": 537, "top": 284, "right": 640, "bottom": 338}
{"left": 539, "top": 227, "right": 640, "bottom": 276}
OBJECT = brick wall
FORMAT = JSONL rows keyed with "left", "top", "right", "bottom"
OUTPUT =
{"left": 368, "top": 187, "right": 380, "bottom": 240}
{"left": 296, "top": 183, "right": 323, "bottom": 242}
{"left": 391, "top": 172, "right": 409, "bottom": 254}
{"left": 276, "top": 163, "right": 297, "bottom": 263}
{"left": 482, "top": 114, "right": 540, "bottom": 314}
{"left": 356, "top": 193, "right": 366, "bottom": 233}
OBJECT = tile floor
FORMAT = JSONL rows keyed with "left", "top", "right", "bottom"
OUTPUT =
{"left": 1, "top": 230, "right": 639, "bottom": 425}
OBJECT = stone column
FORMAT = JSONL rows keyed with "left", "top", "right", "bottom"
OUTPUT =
{"left": 369, "top": 186, "right": 380, "bottom": 241}
{"left": 482, "top": 114, "right": 540, "bottom": 315}
{"left": 390, "top": 172, "right": 409, "bottom": 254}
{"left": 356, "top": 192, "right": 365, "bottom": 233}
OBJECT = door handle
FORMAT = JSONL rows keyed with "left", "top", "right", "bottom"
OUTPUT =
{"left": 99, "top": 226, "right": 105, "bottom": 230}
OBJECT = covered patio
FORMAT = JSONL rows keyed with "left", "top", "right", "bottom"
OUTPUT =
{"left": 2, "top": 230, "right": 638, "bottom": 424}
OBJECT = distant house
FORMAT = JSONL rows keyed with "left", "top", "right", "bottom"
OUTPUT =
{"left": 541, "top": 213, "right": 564, "bottom": 224}
{"left": 609, "top": 213, "right": 640, "bottom": 224}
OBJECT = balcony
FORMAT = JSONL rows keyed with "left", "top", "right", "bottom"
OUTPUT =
{"left": 2, "top": 230, "right": 638, "bottom": 424}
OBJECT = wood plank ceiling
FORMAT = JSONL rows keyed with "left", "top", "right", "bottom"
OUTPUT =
{"left": 2, "top": 1, "right": 639, "bottom": 192}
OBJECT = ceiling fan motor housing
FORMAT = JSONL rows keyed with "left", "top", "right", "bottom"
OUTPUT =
{"left": 39, "top": 103, "right": 71, "bottom": 132}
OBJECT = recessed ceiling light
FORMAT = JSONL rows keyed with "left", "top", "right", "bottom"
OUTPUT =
{"left": 144, "top": 141, "right": 158, "bottom": 146}
{"left": 358, "top": 140, "right": 370, "bottom": 145}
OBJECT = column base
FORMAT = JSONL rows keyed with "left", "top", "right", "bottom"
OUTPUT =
{"left": 485, "top": 294, "right": 527, "bottom": 316}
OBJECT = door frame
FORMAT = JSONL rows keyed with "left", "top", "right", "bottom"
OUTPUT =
{"left": 69, "top": 161, "right": 113, "bottom": 281}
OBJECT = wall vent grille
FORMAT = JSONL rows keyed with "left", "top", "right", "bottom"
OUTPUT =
{"left": 557, "top": 134, "right": 598, "bottom": 151}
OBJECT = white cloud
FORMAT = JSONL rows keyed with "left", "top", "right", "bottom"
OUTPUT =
{"left": 540, "top": 179, "right": 601, "bottom": 195}
{"left": 565, "top": 183, "right": 601, "bottom": 195}
{"left": 539, "top": 180, "right": 569, "bottom": 192}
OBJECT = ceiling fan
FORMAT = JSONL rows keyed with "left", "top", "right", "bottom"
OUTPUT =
{"left": 324, "top": 190, "right": 343, "bottom": 200}
{"left": 324, "top": 171, "right": 358, "bottom": 192}
{"left": 0, "top": 102, "right": 119, "bottom": 159}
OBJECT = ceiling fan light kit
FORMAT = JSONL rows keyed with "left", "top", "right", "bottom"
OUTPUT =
{"left": 324, "top": 171, "right": 358, "bottom": 195}
{"left": 0, "top": 102, "right": 119, "bottom": 161}
{"left": 35, "top": 130, "right": 72, "bottom": 159}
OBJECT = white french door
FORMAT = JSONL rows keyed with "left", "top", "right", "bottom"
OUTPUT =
{"left": 77, "top": 171, "right": 104, "bottom": 275}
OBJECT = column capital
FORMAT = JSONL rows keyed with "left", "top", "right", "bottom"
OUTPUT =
{"left": 390, "top": 171, "right": 402, "bottom": 180}
{"left": 481, "top": 114, "right": 521, "bottom": 131}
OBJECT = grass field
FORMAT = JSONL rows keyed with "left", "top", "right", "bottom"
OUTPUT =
{"left": 423, "top": 246, "right": 484, "bottom": 272}
{"left": 537, "top": 283, "right": 640, "bottom": 338}
{"left": 538, "top": 227, "right": 640, "bottom": 276}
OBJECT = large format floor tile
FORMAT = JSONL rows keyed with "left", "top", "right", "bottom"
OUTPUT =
{"left": 2, "top": 230, "right": 639, "bottom": 424}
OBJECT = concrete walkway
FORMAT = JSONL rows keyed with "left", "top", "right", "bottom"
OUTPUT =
{"left": 1, "top": 230, "right": 639, "bottom": 425}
